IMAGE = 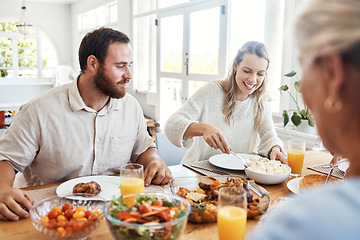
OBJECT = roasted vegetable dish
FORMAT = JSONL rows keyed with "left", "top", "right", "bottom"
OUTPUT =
{"left": 176, "top": 177, "right": 267, "bottom": 223}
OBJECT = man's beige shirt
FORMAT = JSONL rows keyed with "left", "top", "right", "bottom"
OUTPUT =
{"left": 0, "top": 79, "right": 154, "bottom": 186}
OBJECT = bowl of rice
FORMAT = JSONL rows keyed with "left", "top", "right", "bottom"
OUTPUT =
{"left": 244, "top": 156, "right": 291, "bottom": 184}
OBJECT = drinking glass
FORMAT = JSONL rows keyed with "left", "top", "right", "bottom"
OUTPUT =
{"left": 217, "top": 187, "right": 247, "bottom": 240}
{"left": 120, "top": 163, "right": 144, "bottom": 206}
{"left": 287, "top": 139, "right": 306, "bottom": 177}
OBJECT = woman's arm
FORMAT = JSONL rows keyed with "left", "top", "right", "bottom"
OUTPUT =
{"left": 184, "top": 122, "right": 231, "bottom": 154}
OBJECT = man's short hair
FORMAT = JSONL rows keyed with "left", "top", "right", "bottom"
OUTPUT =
{"left": 78, "top": 27, "right": 130, "bottom": 73}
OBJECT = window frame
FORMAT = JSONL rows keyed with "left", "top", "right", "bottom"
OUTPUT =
{"left": 0, "top": 19, "right": 59, "bottom": 85}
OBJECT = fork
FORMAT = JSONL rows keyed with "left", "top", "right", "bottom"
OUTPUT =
{"left": 230, "top": 151, "right": 249, "bottom": 168}
{"left": 324, "top": 166, "right": 335, "bottom": 185}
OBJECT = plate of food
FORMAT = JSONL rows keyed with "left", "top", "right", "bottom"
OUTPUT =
{"left": 209, "top": 153, "right": 256, "bottom": 170}
{"left": 169, "top": 176, "right": 270, "bottom": 223}
{"left": 286, "top": 177, "right": 302, "bottom": 194}
{"left": 56, "top": 175, "right": 120, "bottom": 201}
{"left": 287, "top": 174, "right": 340, "bottom": 194}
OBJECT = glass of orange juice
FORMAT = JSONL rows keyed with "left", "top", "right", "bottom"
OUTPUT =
{"left": 120, "top": 163, "right": 144, "bottom": 207}
{"left": 217, "top": 187, "right": 247, "bottom": 240}
{"left": 287, "top": 139, "right": 306, "bottom": 177}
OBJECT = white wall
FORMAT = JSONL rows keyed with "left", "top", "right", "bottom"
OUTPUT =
{"left": 0, "top": 0, "right": 73, "bottom": 110}
{"left": 0, "top": 1, "right": 73, "bottom": 66}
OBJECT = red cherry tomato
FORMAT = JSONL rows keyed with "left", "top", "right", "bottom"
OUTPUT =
{"left": 84, "top": 210, "right": 93, "bottom": 218}
{"left": 65, "top": 226, "right": 73, "bottom": 234}
{"left": 62, "top": 203, "right": 74, "bottom": 212}
{"left": 64, "top": 209, "right": 74, "bottom": 220}
{"left": 47, "top": 210, "right": 59, "bottom": 220}
{"left": 46, "top": 219, "right": 58, "bottom": 229}
{"left": 72, "top": 221, "right": 85, "bottom": 232}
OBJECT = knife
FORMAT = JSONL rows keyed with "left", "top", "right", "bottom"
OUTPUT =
{"left": 190, "top": 165, "right": 229, "bottom": 175}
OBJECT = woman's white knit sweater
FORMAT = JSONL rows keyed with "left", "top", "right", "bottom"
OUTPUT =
{"left": 164, "top": 81, "right": 283, "bottom": 163}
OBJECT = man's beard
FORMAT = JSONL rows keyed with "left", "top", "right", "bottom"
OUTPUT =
{"left": 94, "top": 66, "right": 128, "bottom": 99}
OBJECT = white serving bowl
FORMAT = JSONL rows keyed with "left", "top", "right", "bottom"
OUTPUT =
{"left": 245, "top": 165, "right": 291, "bottom": 185}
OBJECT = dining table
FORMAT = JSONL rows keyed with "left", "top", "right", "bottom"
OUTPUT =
{"left": 0, "top": 150, "right": 335, "bottom": 240}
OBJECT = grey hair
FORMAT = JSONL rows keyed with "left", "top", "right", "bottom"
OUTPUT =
{"left": 295, "top": 0, "right": 360, "bottom": 68}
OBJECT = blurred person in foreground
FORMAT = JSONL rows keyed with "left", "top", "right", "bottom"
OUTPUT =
{"left": 165, "top": 41, "right": 286, "bottom": 164}
{"left": 0, "top": 27, "right": 172, "bottom": 221}
{"left": 248, "top": 0, "right": 360, "bottom": 239}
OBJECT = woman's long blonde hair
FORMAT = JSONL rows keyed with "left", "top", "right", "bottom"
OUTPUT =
{"left": 220, "top": 41, "right": 269, "bottom": 130}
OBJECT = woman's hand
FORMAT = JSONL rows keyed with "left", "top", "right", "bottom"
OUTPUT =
{"left": 201, "top": 123, "right": 231, "bottom": 154}
{"left": 184, "top": 122, "right": 231, "bottom": 154}
{"left": 269, "top": 145, "right": 288, "bottom": 164}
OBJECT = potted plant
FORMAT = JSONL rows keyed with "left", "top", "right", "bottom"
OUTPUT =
{"left": 279, "top": 71, "right": 314, "bottom": 128}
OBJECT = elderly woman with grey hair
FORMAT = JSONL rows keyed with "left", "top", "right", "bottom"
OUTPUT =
{"left": 248, "top": 0, "right": 360, "bottom": 239}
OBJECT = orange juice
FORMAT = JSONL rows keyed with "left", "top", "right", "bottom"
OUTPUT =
{"left": 217, "top": 206, "right": 247, "bottom": 240}
{"left": 120, "top": 177, "right": 144, "bottom": 206}
{"left": 287, "top": 149, "right": 305, "bottom": 174}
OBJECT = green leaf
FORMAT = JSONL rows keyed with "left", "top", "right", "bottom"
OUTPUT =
{"left": 291, "top": 112, "right": 301, "bottom": 126}
{"left": 278, "top": 85, "right": 289, "bottom": 92}
{"left": 285, "top": 71, "right": 297, "bottom": 77}
{"left": 294, "top": 81, "right": 301, "bottom": 92}
{"left": 308, "top": 118, "right": 315, "bottom": 127}
{"left": 282, "top": 110, "right": 289, "bottom": 126}
{"left": 299, "top": 109, "right": 308, "bottom": 119}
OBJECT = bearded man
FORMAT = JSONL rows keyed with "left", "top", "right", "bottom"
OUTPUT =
{"left": 0, "top": 27, "right": 172, "bottom": 221}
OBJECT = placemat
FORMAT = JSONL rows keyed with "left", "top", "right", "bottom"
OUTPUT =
{"left": 307, "top": 163, "right": 345, "bottom": 179}
{"left": 29, "top": 186, "right": 58, "bottom": 204}
{"left": 183, "top": 160, "right": 246, "bottom": 178}
{"left": 28, "top": 184, "right": 168, "bottom": 204}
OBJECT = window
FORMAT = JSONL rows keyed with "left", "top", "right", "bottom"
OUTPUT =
{"left": 229, "top": 0, "right": 285, "bottom": 113}
{"left": 77, "top": 1, "right": 118, "bottom": 32}
{"left": 0, "top": 20, "right": 58, "bottom": 81}
{"left": 132, "top": 0, "right": 287, "bottom": 124}
{"left": 133, "top": 0, "right": 228, "bottom": 124}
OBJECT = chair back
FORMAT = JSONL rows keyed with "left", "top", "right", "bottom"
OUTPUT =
{"left": 155, "top": 133, "right": 186, "bottom": 166}
{"left": 53, "top": 65, "right": 76, "bottom": 86}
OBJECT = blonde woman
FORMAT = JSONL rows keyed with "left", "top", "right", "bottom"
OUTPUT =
{"left": 165, "top": 41, "right": 286, "bottom": 163}
{"left": 249, "top": 0, "right": 360, "bottom": 239}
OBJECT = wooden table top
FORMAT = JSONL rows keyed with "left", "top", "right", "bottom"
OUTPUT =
{"left": 0, "top": 150, "right": 333, "bottom": 240}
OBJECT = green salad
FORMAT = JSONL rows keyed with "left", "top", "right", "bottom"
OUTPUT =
{"left": 106, "top": 195, "right": 188, "bottom": 240}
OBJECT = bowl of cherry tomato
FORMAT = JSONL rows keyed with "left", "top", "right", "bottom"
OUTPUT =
{"left": 30, "top": 194, "right": 105, "bottom": 240}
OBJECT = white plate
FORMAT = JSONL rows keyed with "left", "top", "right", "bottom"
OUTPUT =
{"left": 338, "top": 160, "right": 350, "bottom": 172}
{"left": 56, "top": 175, "right": 120, "bottom": 201}
{"left": 209, "top": 153, "right": 256, "bottom": 170}
{"left": 287, "top": 177, "right": 303, "bottom": 194}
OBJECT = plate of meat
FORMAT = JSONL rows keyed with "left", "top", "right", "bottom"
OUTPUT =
{"left": 56, "top": 175, "right": 120, "bottom": 201}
